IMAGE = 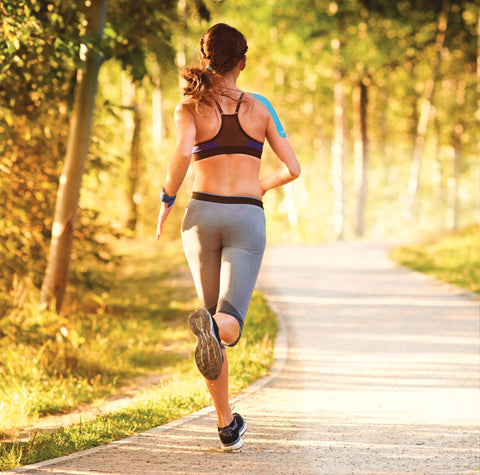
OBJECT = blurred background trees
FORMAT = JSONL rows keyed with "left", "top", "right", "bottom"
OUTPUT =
{"left": 1, "top": 0, "right": 479, "bottom": 315}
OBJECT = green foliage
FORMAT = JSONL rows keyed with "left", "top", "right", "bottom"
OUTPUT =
{"left": 0, "top": 1, "right": 121, "bottom": 313}
{"left": 0, "top": 0, "right": 183, "bottom": 313}
{"left": 0, "top": 1, "right": 83, "bottom": 115}
{"left": 390, "top": 225, "right": 480, "bottom": 294}
{"left": 105, "top": 0, "right": 177, "bottom": 81}
{"left": 0, "top": 1, "right": 80, "bottom": 306}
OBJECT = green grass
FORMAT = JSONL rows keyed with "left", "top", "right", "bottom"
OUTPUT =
{"left": 0, "top": 239, "right": 278, "bottom": 471}
{"left": 0, "top": 239, "right": 197, "bottom": 430}
{"left": 390, "top": 225, "right": 480, "bottom": 294}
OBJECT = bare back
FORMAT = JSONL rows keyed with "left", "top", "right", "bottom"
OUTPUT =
{"left": 186, "top": 92, "right": 269, "bottom": 199}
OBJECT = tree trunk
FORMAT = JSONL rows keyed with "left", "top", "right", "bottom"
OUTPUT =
{"left": 177, "top": 0, "right": 187, "bottom": 89}
{"left": 125, "top": 82, "right": 143, "bottom": 232}
{"left": 378, "top": 89, "right": 390, "bottom": 187}
{"left": 447, "top": 80, "right": 465, "bottom": 231}
{"left": 432, "top": 114, "right": 445, "bottom": 206}
{"left": 331, "top": 39, "right": 345, "bottom": 240}
{"left": 151, "top": 55, "right": 164, "bottom": 152}
{"left": 477, "top": 11, "right": 480, "bottom": 226}
{"left": 353, "top": 80, "right": 369, "bottom": 238}
{"left": 122, "top": 75, "right": 143, "bottom": 233}
{"left": 407, "top": 0, "right": 449, "bottom": 220}
{"left": 40, "top": 0, "right": 106, "bottom": 312}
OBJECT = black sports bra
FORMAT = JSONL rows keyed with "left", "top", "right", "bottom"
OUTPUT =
{"left": 192, "top": 93, "right": 264, "bottom": 161}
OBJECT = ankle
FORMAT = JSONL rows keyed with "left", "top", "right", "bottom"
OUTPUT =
{"left": 218, "top": 413, "right": 246, "bottom": 450}
{"left": 217, "top": 413, "right": 234, "bottom": 429}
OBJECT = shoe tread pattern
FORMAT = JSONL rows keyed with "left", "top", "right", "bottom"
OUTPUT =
{"left": 189, "top": 309, "right": 223, "bottom": 380}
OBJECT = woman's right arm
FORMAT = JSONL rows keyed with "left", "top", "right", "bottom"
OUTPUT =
{"left": 155, "top": 103, "right": 196, "bottom": 239}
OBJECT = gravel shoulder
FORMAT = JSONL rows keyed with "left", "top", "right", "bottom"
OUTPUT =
{"left": 8, "top": 242, "right": 480, "bottom": 475}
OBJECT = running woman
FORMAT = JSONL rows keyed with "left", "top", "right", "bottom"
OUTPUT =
{"left": 155, "top": 23, "right": 300, "bottom": 451}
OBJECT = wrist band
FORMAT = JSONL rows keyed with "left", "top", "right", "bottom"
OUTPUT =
{"left": 160, "top": 187, "right": 176, "bottom": 208}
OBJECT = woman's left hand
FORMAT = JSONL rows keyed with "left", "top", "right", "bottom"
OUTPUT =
{"left": 155, "top": 202, "right": 174, "bottom": 240}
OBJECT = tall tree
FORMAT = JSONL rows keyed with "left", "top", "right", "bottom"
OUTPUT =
{"left": 41, "top": 0, "right": 107, "bottom": 312}
{"left": 331, "top": 38, "right": 346, "bottom": 240}
{"left": 406, "top": 0, "right": 450, "bottom": 219}
{"left": 446, "top": 79, "right": 466, "bottom": 230}
{"left": 176, "top": 0, "right": 187, "bottom": 73}
{"left": 353, "top": 80, "right": 369, "bottom": 238}
{"left": 150, "top": 54, "right": 164, "bottom": 153}
{"left": 122, "top": 75, "right": 143, "bottom": 232}
{"left": 477, "top": 9, "right": 480, "bottom": 226}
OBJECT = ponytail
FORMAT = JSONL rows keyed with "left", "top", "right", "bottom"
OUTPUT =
{"left": 181, "top": 66, "right": 218, "bottom": 105}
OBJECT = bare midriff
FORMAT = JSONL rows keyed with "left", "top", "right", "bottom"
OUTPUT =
{"left": 193, "top": 154, "right": 262, "bottom": 199}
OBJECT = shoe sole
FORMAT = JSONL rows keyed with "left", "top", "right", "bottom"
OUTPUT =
{"left": 188, "top": 309, "right": 223, "bottom": 380}
{"left": 221, "top": 437, "right": 243, "bottom": 451}
{"left": 221, "top": 419, "right": 247, "bottom": 451}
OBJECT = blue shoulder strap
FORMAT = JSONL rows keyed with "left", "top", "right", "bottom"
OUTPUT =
{"left": 252, "top": 93, "right": 287, "bottom": 138}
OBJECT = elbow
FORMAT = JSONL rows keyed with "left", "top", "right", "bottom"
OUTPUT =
{"left": 280, "top": 163, "right": 300, "bottom": 184}
{"left": 290, "top": 163, "right": 301, "bottom": 180}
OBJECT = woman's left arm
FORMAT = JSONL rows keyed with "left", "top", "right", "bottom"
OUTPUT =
{"left": 260, "top": 113, "right": 301, "bottom": 195}
{"left": 155, "top": 103, "right": 196, "bottom": 240}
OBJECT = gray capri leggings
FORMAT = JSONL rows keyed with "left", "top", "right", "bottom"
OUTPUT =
{"left": 181, "top": 192, "right": 266, "bottom": 346}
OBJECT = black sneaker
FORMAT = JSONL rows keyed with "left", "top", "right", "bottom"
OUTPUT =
{"left": 218, "top": 413, "right": 247, "bottom": 451}
{"left": 188, "top": 309, "right": 223, "bottom": 380}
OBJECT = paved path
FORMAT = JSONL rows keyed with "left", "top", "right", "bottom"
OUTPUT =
{"left": 10, "top": 242, "right": 480, "bottom": 474}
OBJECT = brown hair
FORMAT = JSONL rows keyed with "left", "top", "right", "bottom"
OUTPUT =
{"left": 182, "top": 24, "right": 248, "bottom": 104}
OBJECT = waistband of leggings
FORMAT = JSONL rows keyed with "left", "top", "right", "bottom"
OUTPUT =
{"left": 191, "top": 191, "right": 263, "bottom": 209}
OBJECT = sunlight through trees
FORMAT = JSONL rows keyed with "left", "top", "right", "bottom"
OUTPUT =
{"left": 1, "top": 0, "right": 479, "bottom": 310}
